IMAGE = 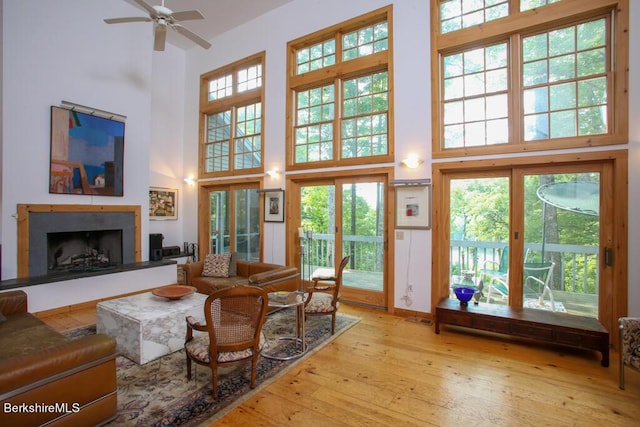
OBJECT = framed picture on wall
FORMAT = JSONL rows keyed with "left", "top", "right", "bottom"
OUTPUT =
{"left": 264, "top": 190, "right": 285, "bottom": 222}
{"left": 149, "top": 187, "right": 178, "bottom": 220}
{"left": 395, "top": 184, "right": 431, "bottom": 229}
{"left": 49, "top": 106, "right": 125, "bottom": 196}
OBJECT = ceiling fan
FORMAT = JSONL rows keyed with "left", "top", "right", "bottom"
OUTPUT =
{"left": 104, "top": 0, "right": 211, "bottom": 51}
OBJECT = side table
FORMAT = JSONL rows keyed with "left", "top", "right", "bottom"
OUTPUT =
{"left": 262, "top": 291, "right": 307, "bottom": 360}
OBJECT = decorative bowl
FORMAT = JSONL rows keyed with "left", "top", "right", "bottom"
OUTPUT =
{"left": 453, "top": 286, "right": 475, "bottom": 305}
{"left": 152, "top": 285, "right": 196, "bottom": 300}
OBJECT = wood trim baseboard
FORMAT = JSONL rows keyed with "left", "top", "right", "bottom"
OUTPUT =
{"left": 33, "top": 287, "right": 156, "bottom": 318}
{"left": 393, "top": 307, "right": 433, "bottom": 324}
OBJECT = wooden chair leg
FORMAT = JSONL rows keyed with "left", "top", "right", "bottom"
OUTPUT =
{"left": 212, "top": 365, "right": 219, "bottom": 400}
{"left": 619, "top": 324, "right": 625, "bottom": 390}
{"left": 331, "top": 313, "right": 336, "bottom": 335}
{"left": 186, "top": 354, "right": 192, "bottom": 380}
{"left": 250, "top": 355, "right": 258, "bottom": 389}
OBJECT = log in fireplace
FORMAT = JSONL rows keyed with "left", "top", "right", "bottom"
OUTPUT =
{"left": 17, "top": 204, "right": 141, "bottom": 278}
{"left": 47, "top": 229, "right": 123, "bottom": 273}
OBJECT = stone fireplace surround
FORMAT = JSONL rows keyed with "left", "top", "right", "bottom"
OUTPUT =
{"left": 16, "top": 204, "right": 142, "bottom": 279}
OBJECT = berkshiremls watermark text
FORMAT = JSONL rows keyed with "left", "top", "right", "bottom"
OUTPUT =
{"left": 3, "top": 402, "right": 80, "bottom": 414}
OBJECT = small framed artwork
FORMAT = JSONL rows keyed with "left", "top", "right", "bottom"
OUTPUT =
{"left": 395, "top": 185, "right": 431, "bottom": 229}
{"left": 149, "top": 187, "right": 178, "bottom": 220}
{"left": 264, "top": 190, "right": 285, "bottom": 222}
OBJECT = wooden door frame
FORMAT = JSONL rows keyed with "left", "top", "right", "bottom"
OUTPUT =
{"left": 197, "top": 178, "right": 263, "bottom": 261}
{"left": 285, "top": 167, "right": 395, "bottom": 311}
{"left": 432, "top": 150, "right": 628, "bottom": 346}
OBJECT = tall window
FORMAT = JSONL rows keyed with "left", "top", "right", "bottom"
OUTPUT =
{"left": 199, "top": 53, "right": 264, "bottom": 177}
{"left": 432, "top": 0, "right": 628, "bottom": 157}
{"left": 200, "top": 182, "right": 261, "bottom": 262}
{"left": 287, "top": 6, "right": 394, "bottom": 169}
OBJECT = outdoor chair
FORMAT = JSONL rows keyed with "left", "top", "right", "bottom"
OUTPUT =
{"left": 485, "top": 262, "right": 556, "bottom": 310}
{"left": 184, "top": 285, "right": 268, "bottom": 400}
{"left": 619, "top": 317, "right": 640, "bottom": 390}
{"left": 479, "top": 247, "right": 510, "bottom": 285}
{"left": 304, "top": 256, "right": 350, "bottom": 335}
{"left": 523, "top": 262, "right": 557, "bottom": 310}
{"left": 485, "top": 274, "right": 509, "bottom": 302}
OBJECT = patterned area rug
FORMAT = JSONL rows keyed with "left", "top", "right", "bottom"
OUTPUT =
{"left": 65, "top": 310, "right": 360, "bottom": 426}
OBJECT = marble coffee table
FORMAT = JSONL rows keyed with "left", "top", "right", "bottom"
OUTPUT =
{"left": 97, "top": 291, "right": 207, "bottom": 364}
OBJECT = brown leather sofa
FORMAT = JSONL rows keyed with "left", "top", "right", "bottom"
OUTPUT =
{"left": 183, "top": 259, "right": 300, "bottom": 295}
{"left": 0, "top": 290, "right": 118, "bottom": 427}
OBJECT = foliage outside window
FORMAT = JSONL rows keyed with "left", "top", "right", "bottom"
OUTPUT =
{"left": 440, "top": 0, "right": 509, "bottom": 34}
{"left": 200, "top": 53, "right": 265, "bottom": 177}
{"left": 520, "top": 0, "right": 561, "bottom": 12}
{"left": 287, "top": 6, "right": 393, "bottom": 169}
{"left": 522, "top": 19, "right": 608, "bottom": 141}
{"left": 204, "top": 183, "right": 261, "bottom": 262}
{"left": 432, "top": 0, "right": 628, "bottom": 157}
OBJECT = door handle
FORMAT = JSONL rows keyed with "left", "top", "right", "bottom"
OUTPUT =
{"left": 604, "top": 247, "right": 613, "bottom": 267}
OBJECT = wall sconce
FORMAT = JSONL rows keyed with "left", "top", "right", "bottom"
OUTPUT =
{"left": 183, "top": 175, "right": 196, "bottom": 186}
{"left": 266, "top": 168, "right": 280, "bottom": 179}
{"left": 401, "top": 154, "right": 423, "bottom": 169}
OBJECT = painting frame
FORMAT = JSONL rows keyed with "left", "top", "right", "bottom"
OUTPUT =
{"left": 395, "top": 184, "right": 431, "bottom": 229}
{"left": 264, "top": 190, "right": 285, "bottom": 223}
{"left": 149, "top": 187, "right": 178, "bottom": 220}
{"left": 49, "top": 106, "right": 125, "bottom": 196}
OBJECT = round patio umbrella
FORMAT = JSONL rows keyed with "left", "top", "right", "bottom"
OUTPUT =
{"left": 536, "top": 181, "right": 599, "bottom": 259}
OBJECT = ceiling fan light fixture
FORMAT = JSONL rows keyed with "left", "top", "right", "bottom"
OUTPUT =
{"left": 154, "top": 5, "right": 173, "bottom": 17}
{"left": 103, "top": 0, "right": 211, "bottom": 51}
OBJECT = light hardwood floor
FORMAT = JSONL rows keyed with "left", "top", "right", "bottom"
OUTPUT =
{"left": 41, "top": 303, "right": 640, "bottom": 426}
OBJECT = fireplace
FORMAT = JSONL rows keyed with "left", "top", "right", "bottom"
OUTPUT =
{"left": 17, "top": 204, "right": 141, "bottom": 278}
{"left": 47, "top": 229, "right": 123, "bottom": 273}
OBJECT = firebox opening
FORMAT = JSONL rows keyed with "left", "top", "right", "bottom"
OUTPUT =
{"left": 47, "top": 229, "right": 123, "bottom": 273}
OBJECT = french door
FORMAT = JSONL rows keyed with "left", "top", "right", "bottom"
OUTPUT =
{"left": 518, "top": 167, "right": 604, "bottom": 318}
{"left": 438, "top": 154, "right": 623, "bottom": 336}
{"left": 201, "top": 182, "right": 261, "bottom": 261}
{"left": 291, "top": 174, "right": 388, "bottom": 308}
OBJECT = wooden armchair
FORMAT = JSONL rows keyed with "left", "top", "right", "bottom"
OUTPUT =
{"left": 304, "top": 256, "right": 350, "bottom": 335}
{"left": 184, "top": 285, "right": 268, "bottom": 399}
{"left": 619, "top": 317, "right": 640, "bottom": 390}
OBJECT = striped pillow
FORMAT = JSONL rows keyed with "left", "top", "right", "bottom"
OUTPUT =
{"left": 203, "top": 253, "right": 232, "bottom": 278}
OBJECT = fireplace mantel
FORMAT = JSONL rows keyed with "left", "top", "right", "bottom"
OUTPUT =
{"left": 17, "top": 204, "right": 142, "bottom": 278}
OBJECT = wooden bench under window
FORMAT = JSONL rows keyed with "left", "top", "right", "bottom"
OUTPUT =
{"left": 435, "top": 298, "right": 609, "bottom": 367}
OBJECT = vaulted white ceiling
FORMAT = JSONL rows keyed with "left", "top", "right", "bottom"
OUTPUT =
{"left": 122, "top": 0, "right": 293, "bottom": 50}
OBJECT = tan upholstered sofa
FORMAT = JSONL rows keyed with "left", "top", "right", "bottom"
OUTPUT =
{"left": 182, "top": 259, "right": 300, "bottom": 295}
{"left": 0, "top": 290, "right": 118, "bottom": 427}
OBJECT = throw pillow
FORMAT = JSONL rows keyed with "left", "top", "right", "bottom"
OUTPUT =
{"left": 203, "top": 253, "right": 232, "bottom": 278}
{"left": 229, "top": 252, "right": 238, "bottom": 276}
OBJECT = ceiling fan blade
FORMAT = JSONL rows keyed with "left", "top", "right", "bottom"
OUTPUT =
{"left": 171, "top": 10, "right": 205, "bottom": 22}
{"left": 154, "top": 24, "right": 167, "bottom": 51}
{"left": 173, "top": 24, "right": 211, "bottom": 49}
{"left": 104, "top": 17, "right": 152, "bottom": 24}
{"left": 133, "top": 0, "right": 159, "bottom": 18}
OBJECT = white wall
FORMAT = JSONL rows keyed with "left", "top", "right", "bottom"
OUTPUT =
{"left": 148, "top": 45, "right": 188, "bottom": 249}
{"left": 1, "top": 0, "right": 148, "bottom": 280}
{"left": 0, "top": 0, "right": 184, "bottom": 308}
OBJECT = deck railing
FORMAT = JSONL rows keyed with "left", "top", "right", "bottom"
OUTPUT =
{"left": 451, "top": 240, "right": 599, "bottom": 295}
{"left": 304, "top": 233, "right": 384, "bottom": 272}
